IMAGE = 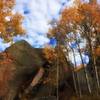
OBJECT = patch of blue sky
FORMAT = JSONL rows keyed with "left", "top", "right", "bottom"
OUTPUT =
{"left": 0, "top": 39, "right": 11, "bottom": 52}
{"left": 68, "top": 51, "right": 89, "bottom": 67}
{"left": 67, "top": 32, "right": 87, "bottom": 49}
{"left": 49, "top": 37, "right": 57, "bottom": 48}
{"left": 13, "top": 33, "right": 50, "bottom": 48}
{"left": 26, "top": 35, "right": 49, "bottom": 47}
{"left": 23, "top": 3, "right": 30, "bottom": 15}
{"left": 69, "top": 41, "right": 78, "bottom": 49}
{"left": 66, "top": 31, "right": 89, "bottom": 66}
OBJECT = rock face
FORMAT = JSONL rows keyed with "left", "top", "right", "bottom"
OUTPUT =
{"left": 5, "top": 40, "right": 44, "bottom": 67}
{"left": 0, "top": 40, "right": 47, "bottom": 100}
{"left": 0, "top": 40, "right": 74, "bottom": 100}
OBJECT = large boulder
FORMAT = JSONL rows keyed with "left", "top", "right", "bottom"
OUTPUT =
{"left": 0, "top": 40, "right": 46, "bottom": 100}
{"left": 5, "top": 40, "right": 44, "bottom": 67}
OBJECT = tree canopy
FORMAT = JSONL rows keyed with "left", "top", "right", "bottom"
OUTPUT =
{"left": 0, "top": 0, "right": 25, "bottom": 42}
{"left": 45, "top": 0, "right": 100, "bottom": 83}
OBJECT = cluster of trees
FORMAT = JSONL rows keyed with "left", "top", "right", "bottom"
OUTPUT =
{"left": 46, "top": 0, "right": 100, "bottom": 69}
{"left": 44, "top": 0, "right": 100, "bottom": 97}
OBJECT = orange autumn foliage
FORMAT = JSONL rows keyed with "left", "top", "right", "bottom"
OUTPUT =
{"left": 43, "top": 46, "right": 57, "bottom": 63}
{"left": 49, "top": 2, "right": 100, "bottom": 38}
{"left": 0, "top": 0, "right": 25, "bottom": 42}
{"left": 0, "top": 52, "right": 14, "bottom": 97}
{"left": 78, "top": 3, "right": 100, "bottom": 27}
{"left": 61, "top": 7, "right": 84, "bottom": 25}
{"left": 47, "top": 1, "right": 100, "bottom": 67}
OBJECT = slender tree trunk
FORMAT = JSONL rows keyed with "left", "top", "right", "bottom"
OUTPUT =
{"left": 74, "top": 34, "right": 92, "bottom": 94}
{"left": 61, "top": 38, "right": 82, "bottom": 97}
{"left": 56, "top": 40, "right": 59, "bottom": 100}
{"left": 87, "top": 36, "right": 100, "bottom": 94}
{"left": 72, "top": 48, "right": 82, "bottom": 97}
{"left": 62, "top": 45, "right": 79, "bottom": 97}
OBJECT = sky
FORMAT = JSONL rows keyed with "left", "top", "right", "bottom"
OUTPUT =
{"left": 0, "top": 0, "right": 75, "bottom": 51}
{"left": 13, "top": 0, "right": 74, "bottom": 48}
{"left": 0, "top": 0, "right": 96, "bottom": 66}
{"left": 1, "top": 0, "right": 100, "bottom": 50}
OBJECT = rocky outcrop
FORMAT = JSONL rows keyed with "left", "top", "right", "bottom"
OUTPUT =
{"left": 0, "top": 40, "right": 74, "bottom": 100}
{"left": 0, "top": 40, "right": 47, "bottom": 100}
